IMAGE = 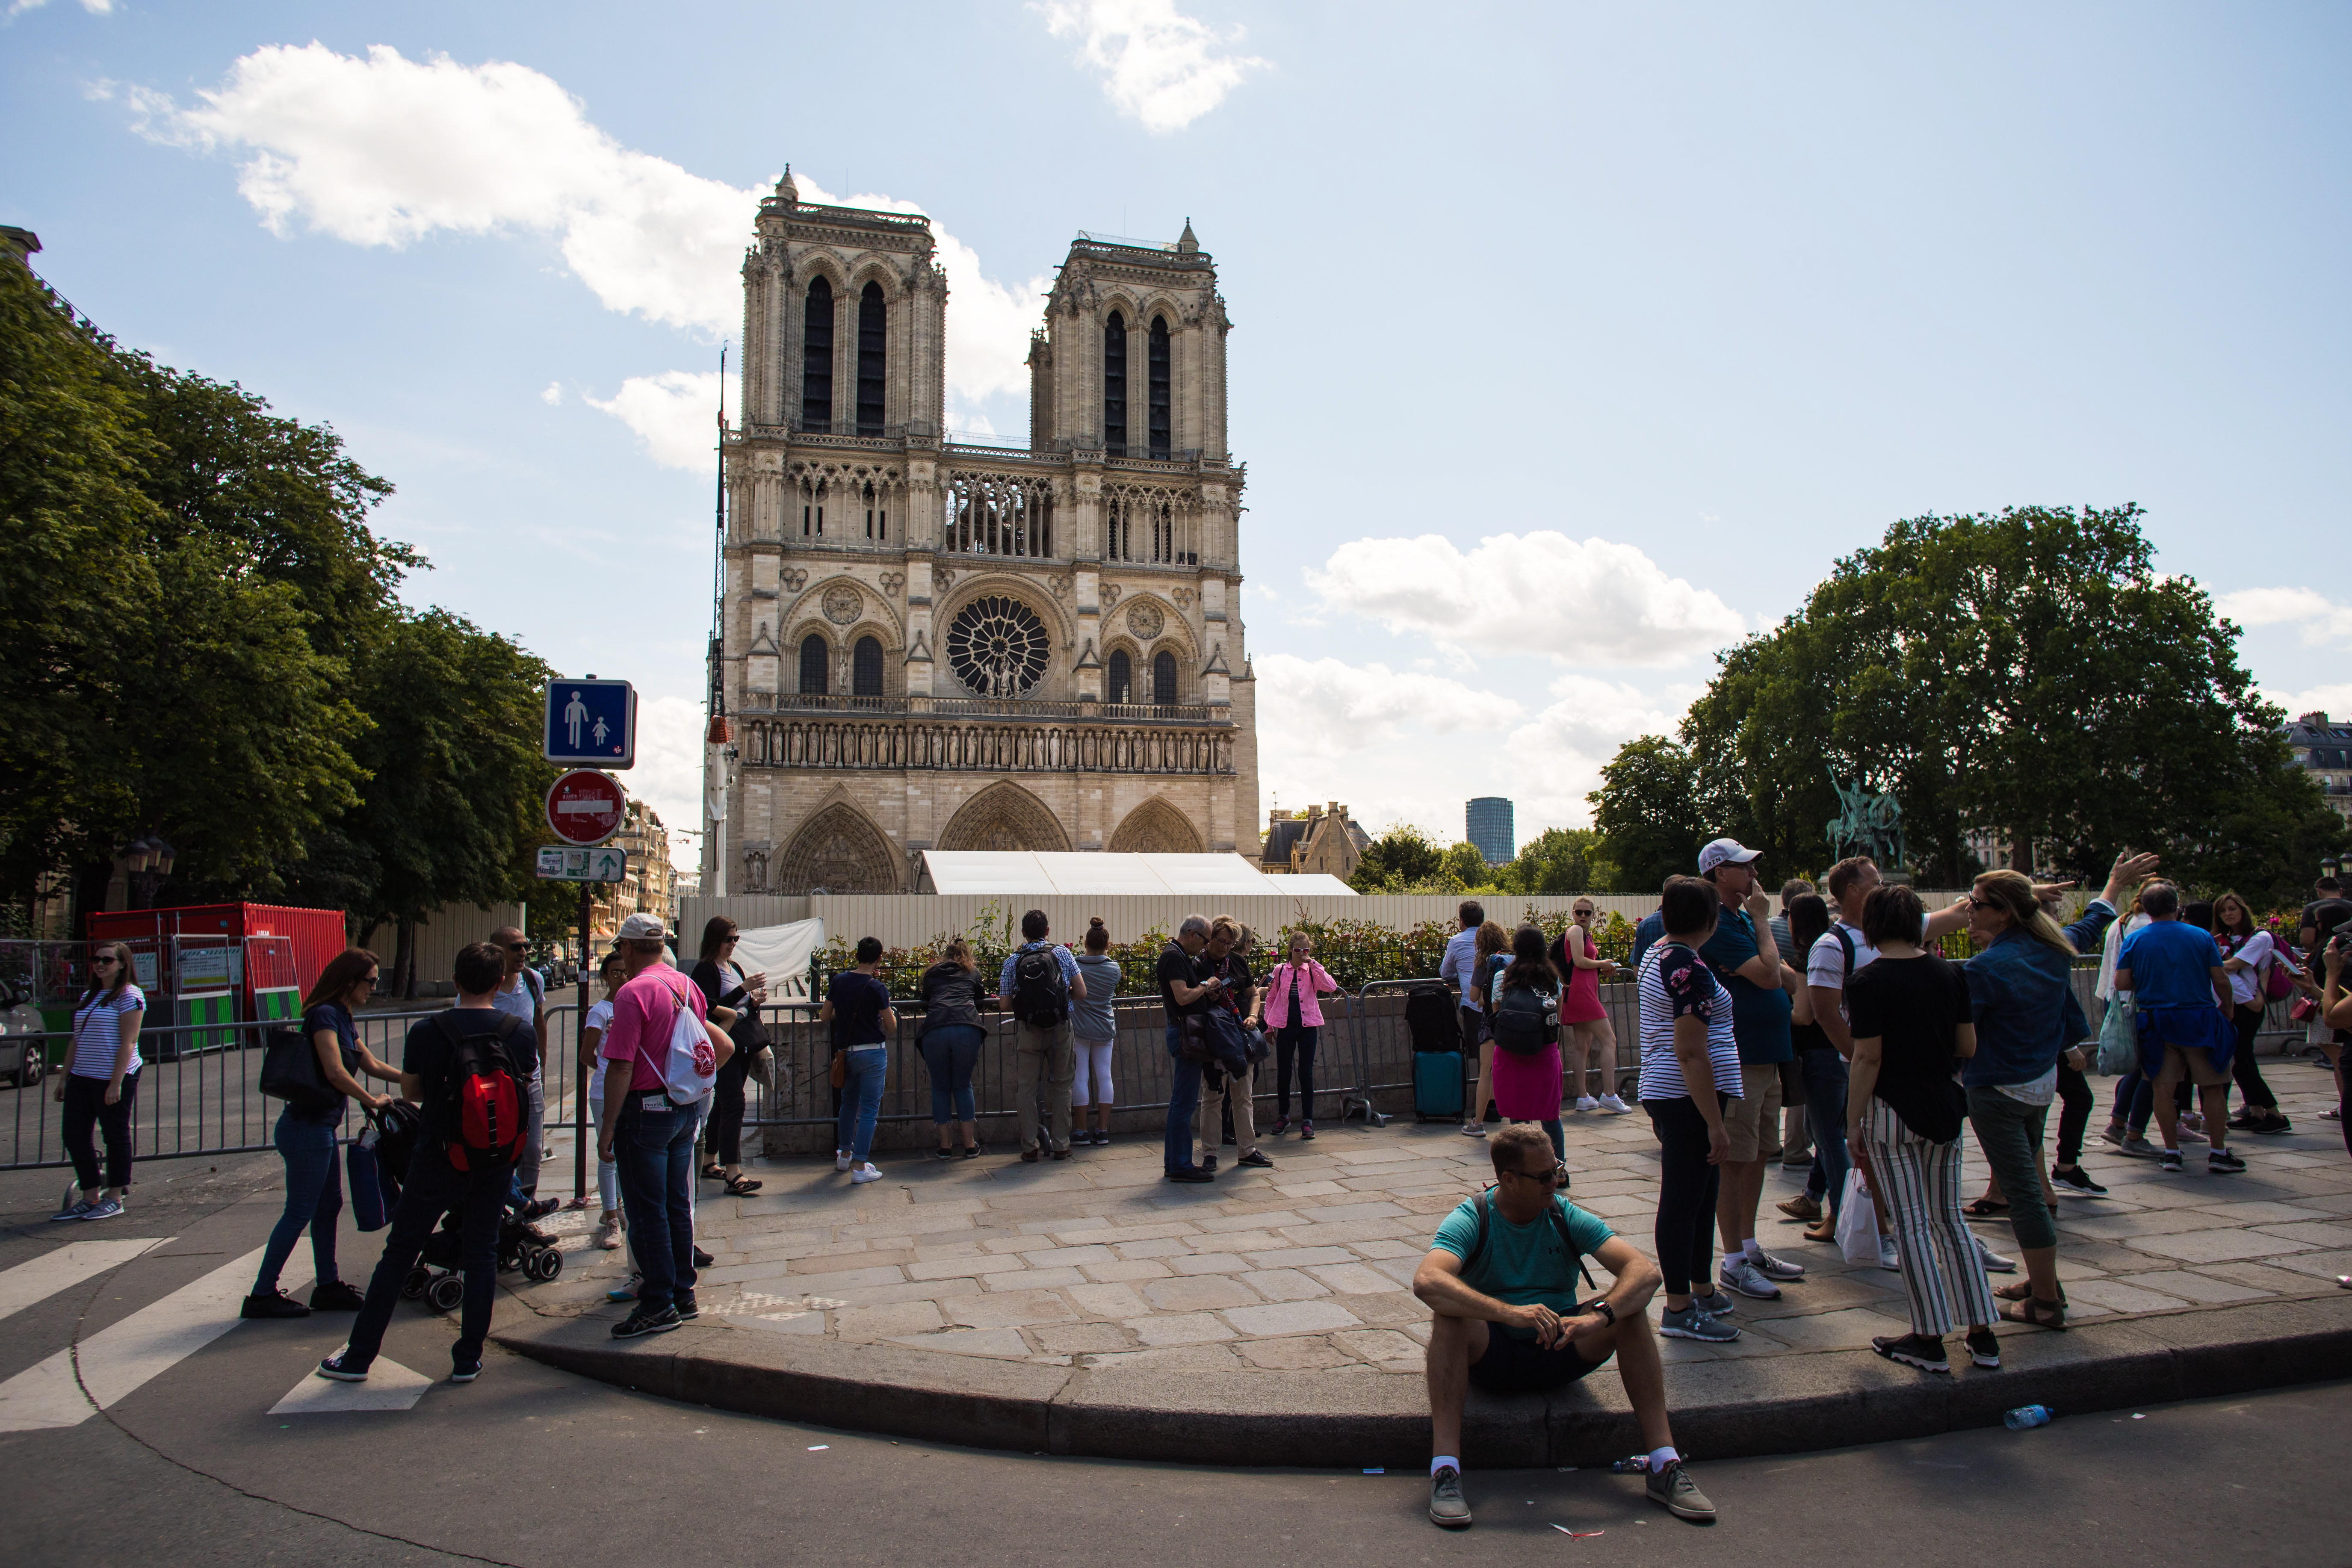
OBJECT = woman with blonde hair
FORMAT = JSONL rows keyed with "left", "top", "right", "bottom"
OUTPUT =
{"left": 1925, "top": 850, "right": 2152, "bottom": 1330}
{"left": 919, "top": 938, "right": 987, "bottom": 1158}
{"left": 1461, "top": 921, "right": 1510, "bottom": 1137}
{"left": 1554, "top": 901, "right": 1627, "bottom": 1114}
{"left": 1264, "top": 930, "right": 1340, "bottom": 1139}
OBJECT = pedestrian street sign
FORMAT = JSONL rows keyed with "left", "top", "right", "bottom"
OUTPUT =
{"left": 544, "top": 678, "right": 636, "bottom": 768}
{"left": 537, "top": 845, "right": 627, "bottom": 883}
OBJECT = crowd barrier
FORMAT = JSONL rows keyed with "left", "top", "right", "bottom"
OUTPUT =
{"left": 0, "top": 972, "right": 2325, "bottom": 1175}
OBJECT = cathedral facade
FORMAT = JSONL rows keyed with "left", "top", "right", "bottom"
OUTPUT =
{"left": 712, "top": 173, "right": 1258, "bottom": 894}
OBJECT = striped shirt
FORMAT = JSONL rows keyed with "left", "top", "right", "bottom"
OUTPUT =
{"left": 1635, "top": 943, "right": 1740, "bottom": 1103}
{"left": 71, "top": 984, "right": 146, "bottom": 1078}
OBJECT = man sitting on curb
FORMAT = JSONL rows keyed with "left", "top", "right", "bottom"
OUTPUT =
{"left": 1412, "top": 1123, "right": 1716, "bottom": 1529}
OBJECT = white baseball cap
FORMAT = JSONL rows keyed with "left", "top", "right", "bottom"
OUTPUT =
{"left": 1697, "top": 838, "right": 1762, "bottom": 875}
{"left": 617, "top": 912, "right": 670, "bottom": 942}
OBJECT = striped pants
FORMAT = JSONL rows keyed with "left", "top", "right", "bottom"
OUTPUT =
{"left": 1862, "top": 1099, "right": 1997, "bottom": 1337}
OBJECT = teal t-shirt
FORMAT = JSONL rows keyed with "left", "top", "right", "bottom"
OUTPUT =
{"left": 1431, "top": 1194, "right": 1614, "bottom": 1338}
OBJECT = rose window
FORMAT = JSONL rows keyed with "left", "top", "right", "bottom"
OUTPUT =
{"left": 945, "top": 596, "right": 1050, "bottom": 697}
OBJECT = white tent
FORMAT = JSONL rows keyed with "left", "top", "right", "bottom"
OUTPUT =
{"left": 917, "top": 851, "right": 1357, "bottom": 898}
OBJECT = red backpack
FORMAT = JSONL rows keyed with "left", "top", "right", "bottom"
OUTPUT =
{"left": 432, "top": 1013, "right": 530, "bottom": 1172}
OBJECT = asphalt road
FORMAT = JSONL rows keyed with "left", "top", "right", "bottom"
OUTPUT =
{"left": 1, "top": 1152, "right": 2345, "bottom": 1568}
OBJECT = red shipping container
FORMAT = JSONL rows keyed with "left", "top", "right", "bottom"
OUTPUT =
{"left": 86, "top": 904, "right": 348, "bottom": 1006}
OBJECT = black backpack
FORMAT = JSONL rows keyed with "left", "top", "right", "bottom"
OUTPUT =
{"left": 1490, "top": 983, "right": 1560, "bottom": 1055}
{"left": 1011, "top": 945, "right": 1070, "bottom": 1028}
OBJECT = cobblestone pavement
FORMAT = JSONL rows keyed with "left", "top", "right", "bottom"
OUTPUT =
{"left": 523, "top": 1063, "right": 2352, "bottom": 1375}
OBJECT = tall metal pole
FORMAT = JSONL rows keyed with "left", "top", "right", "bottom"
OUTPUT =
{"left": 573, "top": 881, "right": 589, "bottom": 1204}
{"left": 708, "top": 341, "right": 730, "bottom": 899}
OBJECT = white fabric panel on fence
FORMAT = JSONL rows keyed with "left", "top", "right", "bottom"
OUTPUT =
{"left": 730, "top": 918, "right": 827, "bottom": 1002}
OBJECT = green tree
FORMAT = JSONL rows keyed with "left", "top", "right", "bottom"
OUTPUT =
{"left": 1492, "top": 826, "right": 1616, "bottom": 893}
{"left": 1349, "top": 822, "right": 1445, "bottom": 892}
{"left": 1590, "top": 735, "right": 1705, "bottom": 892}
{"left": 1590, "top": 505, "right": 2347, "bottom": 903}
{"left": 1437, "top": 841, "right": 1490, "bottom": 890}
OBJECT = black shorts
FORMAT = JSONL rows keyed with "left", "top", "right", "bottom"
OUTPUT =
{"left": 1467, "top": 1326, "right": 1610, "bottom": 1393}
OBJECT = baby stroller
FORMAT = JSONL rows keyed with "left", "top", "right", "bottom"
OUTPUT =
{"left": 403, "top": 1209, "right": 564, "bottom": 1311}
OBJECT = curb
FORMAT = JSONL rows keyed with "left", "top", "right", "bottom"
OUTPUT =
{"left": 492, "top": 1291, "right": 2352, "bottom": 1466}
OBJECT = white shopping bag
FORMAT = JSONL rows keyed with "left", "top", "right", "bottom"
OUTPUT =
{"left": 1835, "top": 1167, "right": 1881, "bottom": 1265}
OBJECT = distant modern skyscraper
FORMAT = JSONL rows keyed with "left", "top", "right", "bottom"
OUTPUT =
{"left": 1466, "top": 797, "right": 1514, "bottom": 865}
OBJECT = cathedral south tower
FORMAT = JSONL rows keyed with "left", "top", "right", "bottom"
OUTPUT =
{"left": 714, "top": 174, "right": 1258, "bottom": 893}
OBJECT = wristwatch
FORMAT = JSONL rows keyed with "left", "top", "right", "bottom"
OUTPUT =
{"left": 1590, "top": 1298, "right": 1616, "bottom": 1327}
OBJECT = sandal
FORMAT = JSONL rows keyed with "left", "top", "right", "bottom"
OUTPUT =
{"left": 1999, "top": 1295, "right": 2067, "bottom": 1331}
{"left": 1992, "top": 1279, "right": 2067, "bottom": 1307}
{"left": 723, "top": 1174, "right": 763, "bottom": 1196}
{"left": 700, "top": 1163, "right": 724, "bottom": 1181}
{"left": 1963, "top": 1197, "right": 2009, "bottom": 1217}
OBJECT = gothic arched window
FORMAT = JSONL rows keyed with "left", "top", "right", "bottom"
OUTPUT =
{"left": 801, "top": 277, "right": 834, "bottom": 432}
{"left": 853, "top": 636, "right": 883, "bottom": 698}
{"left": 1148, "top": 315, "right": 1171, "bottom": 459}
{"left": 1107, "top": 649, "right": 1132, "bottom": 705}
{"left": 1152, "top": 650, "right": 1178, "bottom": 706}
{"left": 1103, "top": 311, "right": 1127, "bottom": 456}
{"left": 856, "top": 282, "right": 886, "bottom": 436}
{"left": 799, "top": 633, "right": 830, "bottom": 696}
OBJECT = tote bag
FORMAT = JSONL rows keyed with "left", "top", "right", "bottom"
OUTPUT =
{"left": 2095, "top": 993, "right": 2138, "bottom": 1078}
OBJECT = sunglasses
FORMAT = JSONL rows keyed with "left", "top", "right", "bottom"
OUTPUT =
{"left": 504, "top": 943, "right": 527, "bottom": 952}
{"left": 1967, "top": 895, "right": 1994, "bottom": 910}
{"left": 1501, "top": 1163, "right": 1567, "bottom": 1184}
{"left": 90, "top": 957, "right": 118, "bottom": 967}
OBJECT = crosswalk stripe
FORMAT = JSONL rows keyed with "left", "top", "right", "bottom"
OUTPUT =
{"left": 269, "top": 1357, "right": 431, "bottom": 1414}
{"left": 0, "top": 1245, "right": 307, "bottom": 1432}
{"left": 0, "top": 1238, "right": 174, "bottom": 1324}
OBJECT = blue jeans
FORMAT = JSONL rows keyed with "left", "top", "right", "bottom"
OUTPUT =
{"left": 1164, "top": 1023, "right": 1205, "bottom": 1174}
{"left": 254, "top": 1107, "right": 343, "bottom": 1295}
{"left": 1797, "top": 1049, "right": 1853, "bottom": 1217}
{"left": 835, "top": 1048, "right": 887, "bottom": 1163}
{"left": 343, "top": 1143, "right": 507, "bottom": 1371}
{"left": 920, "top": 1026, "right": 983, "bottom": 1125}
{"left": 613, "top": 1093, "right": 701, "bottom": 1311}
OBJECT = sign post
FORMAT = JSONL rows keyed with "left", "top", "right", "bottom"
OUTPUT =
{"left": 545, "top": 770, "right": 625, "bottom": 847}
{"left": 541, "top": 673, "right": 632, "bottom": 1214}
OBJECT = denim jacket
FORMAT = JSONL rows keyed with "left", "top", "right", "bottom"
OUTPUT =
{"left": 1961, "top": 898, "right": 2114, "bottom": 1089}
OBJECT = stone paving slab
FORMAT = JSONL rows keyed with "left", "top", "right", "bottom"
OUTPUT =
{"left": 496, "top": 1063, "right": 2352, "bottom": 1457}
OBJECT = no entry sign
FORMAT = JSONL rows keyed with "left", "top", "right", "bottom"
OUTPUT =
{"left": 545, "top": 769, "right": 625, "bottom": 846}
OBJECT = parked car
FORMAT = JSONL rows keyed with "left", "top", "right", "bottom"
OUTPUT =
{"left": 0, "top": 980, "right": 47, "bottom": 1088}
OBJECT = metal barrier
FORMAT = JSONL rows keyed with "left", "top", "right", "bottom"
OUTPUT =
{"left": 1342, "top": 977, "right": 1645, "bottom": 1128}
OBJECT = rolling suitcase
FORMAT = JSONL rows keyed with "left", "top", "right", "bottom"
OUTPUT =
{"left": 1414, "top": 1050, "right": 1466, "bottom": 1122}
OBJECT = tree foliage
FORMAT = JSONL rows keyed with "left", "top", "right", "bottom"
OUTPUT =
{"left": 1347, "top": 823, "right": 1447, "bottom": 892}
{"left": 1488, "top": 827, "right": 1619, "bottom": 895}
{"left": 0, "top": 259, "right": 562, "bottom": 933}
{"left": 1588, "top": 505, "right": 2346, "bottom": 904}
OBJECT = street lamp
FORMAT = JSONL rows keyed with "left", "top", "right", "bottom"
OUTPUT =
{"left": 118, "top": 835, "right": 176, "bottom": 909}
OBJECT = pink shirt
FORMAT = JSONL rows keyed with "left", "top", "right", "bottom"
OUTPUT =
{"left": 1262, "top": 960, "right": 1339, "bottom": 1029}
{"left": 601, "top": 964, "right": 707, "bottom": 1093}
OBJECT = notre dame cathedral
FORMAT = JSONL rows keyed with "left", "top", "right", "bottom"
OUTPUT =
{"left": 712, "top": 171, "right": 1259, "bottom": 895}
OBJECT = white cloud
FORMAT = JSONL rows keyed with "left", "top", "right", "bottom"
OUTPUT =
{"left": 1256, "top": 654, "right": 1521, "bottom": 756}
{"left": 2218, "top": 586, "right": 2352, "bottom": 647}
{"left": 121, "top": 44, "right": 1048, "bottom": 411}
{"left": 2264, "top": 682, "right": 2352, "bottom": 722}
{"left": 1306, "top": 531, "right": 1746, "bottom": 667}
{"left": 631, "top": 694, "right": 709, "bottom": 878}
{"left": 1501, "top": 676, "right": 1689, "bottom": 828}
{"left": 587, "top": 371, "right": 720, "bottom": 472}
{"left": 540, "top": 381, "right": 563, "bottom": 406}
{"left": 10, "top": 0, "right": 115, "bottom": 16}
{"left": 1034, "top": 0, "right": 1267, "bottom": 133}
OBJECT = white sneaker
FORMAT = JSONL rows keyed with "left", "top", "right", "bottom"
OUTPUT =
{"left": 1597, "top": 1094, "right": 1631, "bottom": 1115}
{"left": 848, "top": 1163, "right": 883, "bottom": 1184}
{"left": 1747, "top": 1247, "right": 1805, "bottom": 1281}
{"left": 1719, "top": 1258, "right": 1782, "bottom": 1300}
{"left": 1459, "top": 1123, "right": 1488, "bottom": 1137}
{"left": 1974, "top": 1235, "right": 2016, "bottom": 1273}
{"left": 835, "top": 1150, "right": 852, "bottom": 1172}
{"left": 1575, "top": 1096, "right": 1600, "bottom": 1113}
{"left": 1878, "top": 1237, "right": 1900, "bottom": 1272}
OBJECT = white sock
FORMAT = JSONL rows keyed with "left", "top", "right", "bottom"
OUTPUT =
{"left": 1647, "top": 1445, "right": 1680, "bottom": 1472}
{"left": 1742, "top": 1237, "right": 1761, "bottom": 1261}
{"left": 1431, "top": 1455, "right": 1460, "bottom": 1476}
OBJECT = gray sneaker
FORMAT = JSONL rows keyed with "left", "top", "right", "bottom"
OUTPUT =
{"left": 1719, "top": 1257, "right": 1782, "bottom": 1299}
{"left": 80, "top": 1197, "right": 124, "bottom": 1221}
{"left": 2117, "top": 1134, "right": 2157, "bottom": 1158}
{"left": 50, "top": 1199, "right": 96, "bottom": 1222}
{"left": 1660, "top": 1305, "right": 1740, "bottom": 1342}
{"left": 1974, "top": 1235, "right": 2017, "bottom": 1273}
{"left": 1749, "top": 1247, "right": 1805, "bottom": 1281}
{"left": 1646, "top": 1459, "right": 1717, "bottom": 1521}
{"left": 1429, "top": 1465, "right": 1472, "bottom": 1528}
{"left": 1689, "top": 1286, "right": 1736, "bottom": 1317}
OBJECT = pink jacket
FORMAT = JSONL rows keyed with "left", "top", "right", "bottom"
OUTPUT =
{"left": 1262, "top": 959, "right": 1339, "bottom": 1028}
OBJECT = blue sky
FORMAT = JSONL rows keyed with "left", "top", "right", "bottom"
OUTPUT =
{"left": 9, "top": 1, "right": 2349, "bottom": 874}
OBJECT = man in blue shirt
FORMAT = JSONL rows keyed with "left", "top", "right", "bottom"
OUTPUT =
{"left": 1439, "top": 901, "right": 1489, "bottom": 1137}
{"left": 2116, "top": 879, "right": 2239, "bottom": 1173}
{"left": 1629, "top": 881, "right": 1670, "bottom": 974}
{"left": 999, "top": 909, "right": 1087, "bottom": 1162}
{"left": 1693, "top": 839, "right": 1802, "bottom": 1302}
{"left": 1412, "top": 1124, "right": 1715, "bottom": 1530}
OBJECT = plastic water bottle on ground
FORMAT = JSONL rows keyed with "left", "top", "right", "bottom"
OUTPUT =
{"left": 2003, "top": 1404, "right": 2054, "bottom": 1431}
